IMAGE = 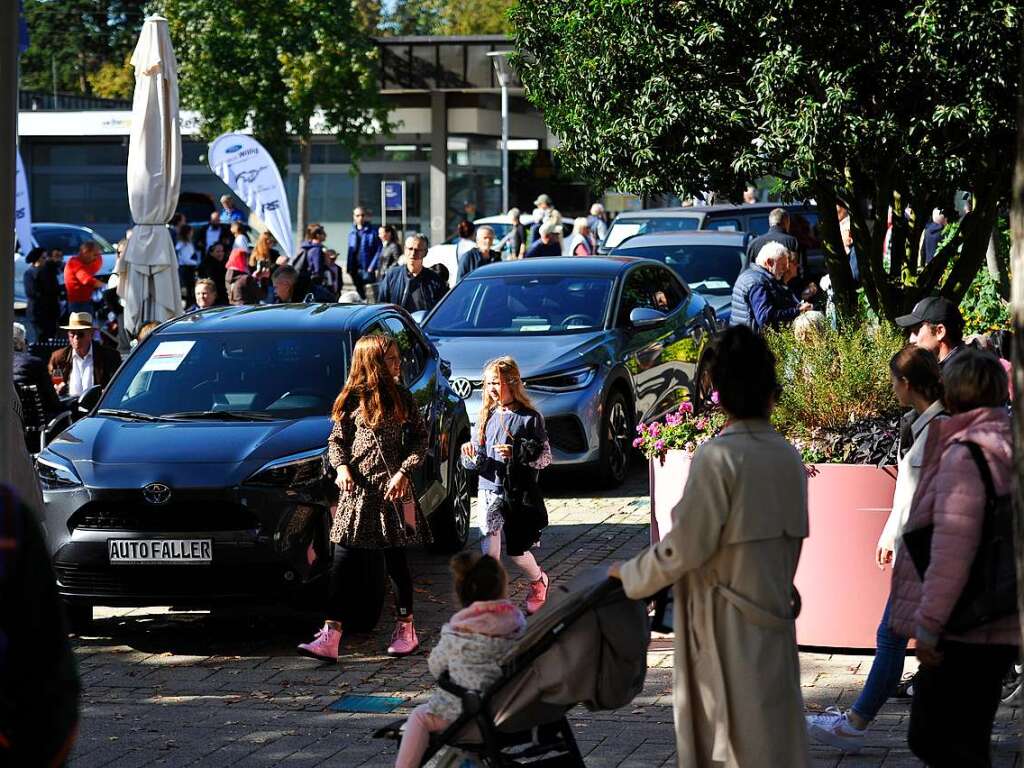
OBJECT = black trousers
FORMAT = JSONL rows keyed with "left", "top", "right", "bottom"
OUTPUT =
{"left": 326, "top": 544, "right": 413, "bottom": 626}
{"left": 348, "top": 269, "right": 368, "bottom": 300}
{"left": 908, "top": 640, "right": 1016, "bottom": 767}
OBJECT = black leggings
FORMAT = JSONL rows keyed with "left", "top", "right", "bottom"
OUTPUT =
{"left": 326, "top": 544, "right": 413, "bottom": 624}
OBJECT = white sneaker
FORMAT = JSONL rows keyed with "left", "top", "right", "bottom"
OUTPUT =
{"left": 806, "top": 707, "right": 865, "bottom": 752}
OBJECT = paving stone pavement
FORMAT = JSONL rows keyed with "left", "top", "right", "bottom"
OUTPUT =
{"left": 69, "top": 465, "right": 1020, "bottom": 767}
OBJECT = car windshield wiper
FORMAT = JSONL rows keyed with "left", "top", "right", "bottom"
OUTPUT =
{"left": 96, "top": 408, "right": 170, "bottom": 422}
{"left": 162, "top": 410, "right": 278, "bottom": 422}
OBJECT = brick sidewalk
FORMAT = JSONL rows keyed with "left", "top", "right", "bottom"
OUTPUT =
{"left": 69, "top": 467, "right": 1020, "bottom": 767}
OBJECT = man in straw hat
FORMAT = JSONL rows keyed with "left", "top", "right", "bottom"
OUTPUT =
{"left": 48, "top": 312, "right": 121, "bottom": 398}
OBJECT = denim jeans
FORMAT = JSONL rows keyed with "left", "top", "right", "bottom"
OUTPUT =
{"left": 851, "top": 595, "right": 909, "bottom": 722}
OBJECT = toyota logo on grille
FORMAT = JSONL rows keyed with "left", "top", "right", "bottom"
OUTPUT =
{"left": 142, "top": 483, "right": 172, "bottom": 505}
{"left": 450, "top": 377, "right": 473, "bottom": 400}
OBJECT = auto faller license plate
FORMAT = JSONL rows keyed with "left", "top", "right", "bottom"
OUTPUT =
{"left": 108, "top": 539, "right": 212, "bottom": 565}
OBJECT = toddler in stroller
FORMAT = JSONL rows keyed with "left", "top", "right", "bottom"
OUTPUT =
{"left": 379, "top": 565, "right": 650, "bottom": 767}
{"left": 394, "top": 552, "right": 526, "bottom": 768}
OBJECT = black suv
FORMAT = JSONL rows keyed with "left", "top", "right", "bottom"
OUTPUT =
{"left": 35, "top": 303, "right": 472, "bottom": 625}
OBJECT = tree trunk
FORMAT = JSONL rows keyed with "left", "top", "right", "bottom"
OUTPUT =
{"left": 813, "top": 184, "right": 858, "bottom": 322}
{"left": 1010, "top": 35, "right": 1024, "bottom": 690}
{"left": 987, "top": 228, "right": 1011, "bottom": 300}
{"left": 296, "top": 133, "right": 312, "bottom": 239}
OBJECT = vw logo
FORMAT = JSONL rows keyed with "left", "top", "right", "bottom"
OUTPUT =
{"left": 142, "top": 482, "right": 172, "bottom": 505}
{"left": 450, "top": 377, "right": 473, "bottom": 400}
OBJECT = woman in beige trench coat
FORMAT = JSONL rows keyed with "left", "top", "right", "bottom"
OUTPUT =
{"left": 610, "top": 326, "right": 810, "bottom": 768}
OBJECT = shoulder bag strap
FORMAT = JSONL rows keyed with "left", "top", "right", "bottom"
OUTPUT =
{"left": 961, "top": 441, "right": 996, "bottom": 507}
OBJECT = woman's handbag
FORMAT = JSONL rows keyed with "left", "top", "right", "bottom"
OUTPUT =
{"left": 902, "top": 441, "right": 1018, "bottom": 634}
{"left": 371, "top": 429, "right": 417, "bottom": 531}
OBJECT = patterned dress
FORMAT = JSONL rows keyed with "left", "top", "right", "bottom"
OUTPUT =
{"left": 327, "top": 387, "right": 430, "bottom": 548}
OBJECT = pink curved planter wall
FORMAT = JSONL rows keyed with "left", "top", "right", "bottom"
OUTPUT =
{"left": 650, "top": 454, "right": 897, "bottom": 650}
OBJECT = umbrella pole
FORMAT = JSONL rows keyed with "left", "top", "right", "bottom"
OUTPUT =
{"left": 1, "top": 0, "right": 19, "bottom": 486}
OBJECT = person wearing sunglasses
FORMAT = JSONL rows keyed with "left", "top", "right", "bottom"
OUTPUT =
{"left": 376, "top": 233, "right": 447, "bottom": 314}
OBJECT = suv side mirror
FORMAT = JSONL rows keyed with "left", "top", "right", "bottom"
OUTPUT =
{"left": 77, "top": 385, "right": 103, "bottom": 415}
{"left": 439, "top": 358, "right": 452, "bottom": 378}
{"left": 410, "top": 310, "right": 427, "bottom": 325}
{"left": 629, "top": 307, "right": 667, "bottom": 329}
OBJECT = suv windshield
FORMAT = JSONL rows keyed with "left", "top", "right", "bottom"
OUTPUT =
{"left": 100, "top": 332, "right": 346, "bottom": 419}
{"left": 612, "top": 244, "right": 745, "bottom": 295}
{"left": 425, "top": 275, "right": 613, "bottom": 336}
{"left": 604, "top": 216, "right": 699, "bottom": 249}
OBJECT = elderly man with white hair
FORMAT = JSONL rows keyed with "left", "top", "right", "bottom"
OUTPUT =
{"left": 587, "top": 203, "right": 608, "bottom": 247}
{"left": 457, "top": 224, "right": 496, "bottom": 282}
{"left": 729, "top": 242, "right": 812, "bottom": 333}
{"left": 12, "top": 322, "right": 63, "bottom": 418}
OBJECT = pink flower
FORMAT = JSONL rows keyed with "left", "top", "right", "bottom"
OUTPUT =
{"left": 695, "top": 417, "right": 708, "bottom": 431}
{"left": 648, "top": 422, "right": 662, "bottom": 437}
{"left": 636, "top": 423, "right": 646, "bottom": 434}
{"left": 632, "top": 437, "right": 643, "bottom": 449}
{"left": 665, "top": 412, "right": 682, "bottom": 426}
{"left": 679, "top": 401, "right": 694, "bottom": 414}
{"left": 710, "top": 390, "right": 720, "bottom": 405}
{"left": 654, "top": 440, "right": 665, "bottom": 452}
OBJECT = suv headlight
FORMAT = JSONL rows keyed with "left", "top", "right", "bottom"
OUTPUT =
{"left": 37, "top": 454, "right": 83, "bottom": 489}
{"left": 525, "top": 366, "right": 598, "bottom": 393}
{"left": 246, "top": 449, "right": 328, "bottom": 488}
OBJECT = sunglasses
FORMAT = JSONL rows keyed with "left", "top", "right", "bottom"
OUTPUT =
{"left": 68, "top": 329, "right": 90, "bottom": 337}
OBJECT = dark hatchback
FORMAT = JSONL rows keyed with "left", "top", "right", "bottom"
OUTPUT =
{"left": 35, "top": 303, "right": 472, "bottom": 624}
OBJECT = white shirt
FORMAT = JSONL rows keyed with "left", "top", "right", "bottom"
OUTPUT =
{"left": 233, "top": 234, "right": 250, "bottom": 252}
{"left": 176, "top": 241, "right": 199, "bottom": 267}
{"left": 68, "top": 345, "right": 95, "bottom": 397}
{"left": 205, "top": 225, "right": 222, "bottom": 252}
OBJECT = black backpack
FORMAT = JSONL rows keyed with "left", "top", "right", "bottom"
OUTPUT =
{"left": 902, "top": 441, "right": 1019, "bottom": 634}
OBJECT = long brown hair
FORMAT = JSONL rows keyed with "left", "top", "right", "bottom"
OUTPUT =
{"left": 476, "top": 357, "right": 534, "bottom": 444}
{"left": 249, "top": 231, "right": 275, "bottom": 268}
{"left": 331, "top": 334, "right": 407, "bottom": 428}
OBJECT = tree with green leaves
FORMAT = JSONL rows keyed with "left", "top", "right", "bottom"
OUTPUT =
{"left": 379, "top": 0, "right": 513, "bottom": 35}
{"left": 510, "top": 1, "right": 1019, "bottom": 322}
{"left": 20, "top": 0, "right": 145, "bottom": 96}
{"left": 161, "top": 0, "right": 390, "bottom": 236}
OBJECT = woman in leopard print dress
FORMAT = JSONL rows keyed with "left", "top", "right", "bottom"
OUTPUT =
{"left": 297, "top": 334, "right": 428, "bottom": 661}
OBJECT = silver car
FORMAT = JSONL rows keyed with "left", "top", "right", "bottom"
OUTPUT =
{"left": 419, "top": 257, "right": 717, "bottom": 487}
{"left": 13, "top": 223, "right": 118, "bottom": 310}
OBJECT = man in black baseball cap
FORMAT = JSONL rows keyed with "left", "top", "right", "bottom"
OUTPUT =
{"left": 895, "top": 296, "right": 965, "bottom": 369}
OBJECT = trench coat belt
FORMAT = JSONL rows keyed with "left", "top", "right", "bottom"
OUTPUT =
{"left": 698, "top": 574, "right": 797, "bottom": 762}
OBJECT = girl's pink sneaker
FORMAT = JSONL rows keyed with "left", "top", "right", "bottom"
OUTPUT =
{"left": 296, "top": 622, "right": 341, "bottom": 661}
{"left": 387, "top": 618, "right": 419, "bottom": 656}
{"left": 526, "top": 571, "right": 549, "bottom": 615}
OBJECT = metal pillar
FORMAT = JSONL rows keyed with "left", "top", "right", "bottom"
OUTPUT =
{"left": 488, "top": 51, "right": 514, "bottom": 216}
{"left": 1, "top": 0, "right": 18, "bottom": 485}
{"left": 429, "top": 90, "right": 447, "bottom": 247}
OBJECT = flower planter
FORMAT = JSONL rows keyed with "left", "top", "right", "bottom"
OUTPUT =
{"left": 650, "top": 456, "right": 896, "bottom": 650}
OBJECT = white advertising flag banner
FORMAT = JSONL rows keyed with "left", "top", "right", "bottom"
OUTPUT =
{"left": 208, "top": 133, "right": 294, "bottom": 259}
{"left": 15, "top": 148, "right": 35, "bottom": 252}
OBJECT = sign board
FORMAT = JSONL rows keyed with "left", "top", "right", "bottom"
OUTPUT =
{"left": 381, "top": 180, "right": 407, "bottom": 235}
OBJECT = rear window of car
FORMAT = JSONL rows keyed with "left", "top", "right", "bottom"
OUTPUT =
{"left": 34, "top": 227, "right": 115, "bottom": 255}
{"left": 605, "top": 216, "right": 699, "bottom": 248}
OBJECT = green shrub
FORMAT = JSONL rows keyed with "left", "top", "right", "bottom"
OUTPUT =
{"left": 960, "top": 267, "right": 1010, "bottom": 336}
{"left": 765, "top": 322, "right": 903, "bottom": 435}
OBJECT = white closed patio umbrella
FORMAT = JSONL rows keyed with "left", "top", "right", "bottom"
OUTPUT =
{"left": 117, "top": 14, "right": 182, "bottom": 336}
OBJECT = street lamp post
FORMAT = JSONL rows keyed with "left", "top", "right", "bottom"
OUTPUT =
{"left": 487, "top": 51, "right": 514, "bottom": 215}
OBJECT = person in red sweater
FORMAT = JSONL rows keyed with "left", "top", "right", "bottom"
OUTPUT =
{"left": 64, "top": 241, "right": 104, "bottom": 314}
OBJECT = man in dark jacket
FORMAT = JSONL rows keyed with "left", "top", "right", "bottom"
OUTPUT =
{"left": 729, "top": 242, "right": 811, "bottom": 333}
{"left": 921, "top": 208, "right": 947, "bottom": 264}
{"left": 746, "top": 208, "right": 799, "bottom": 262}
{"left": 22, "top": 247, "right": 61, "bottom": 342}
{"left": 48, "top": 313, "right": 122, "bottom": 397}
{"left": 12, "top": 323, "right": 62, "bottom": 418}
{"left": 377, "top": 234, "right": 447, "bottom": 313}
{"left": 347, "top": 208, "right": 382, "bottom": 300}
{"left": 457, "top": 225, "right": 496, "bottom": 282}
{"left": 194, "top": 211, "right": 229, "bottom": 257}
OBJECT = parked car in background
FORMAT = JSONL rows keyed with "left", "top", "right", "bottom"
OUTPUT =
{"left": 36, "top": 302, "right": 472, "bottom": 628}
{"left": 601, "top": 203, "right": 824, "bottom": 277}
{"left": 419, "top": 257, "right": 717, "bottom": 487}
{"left": 13, "top": 223, "right": 118, "bottom": 310}
{"left": 610, "top": 231, "right": 751, "bottom": 326}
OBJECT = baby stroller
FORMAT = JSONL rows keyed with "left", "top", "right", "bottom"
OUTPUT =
{"left": 375, "top": 567, "right": 650, "bottom": 767}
